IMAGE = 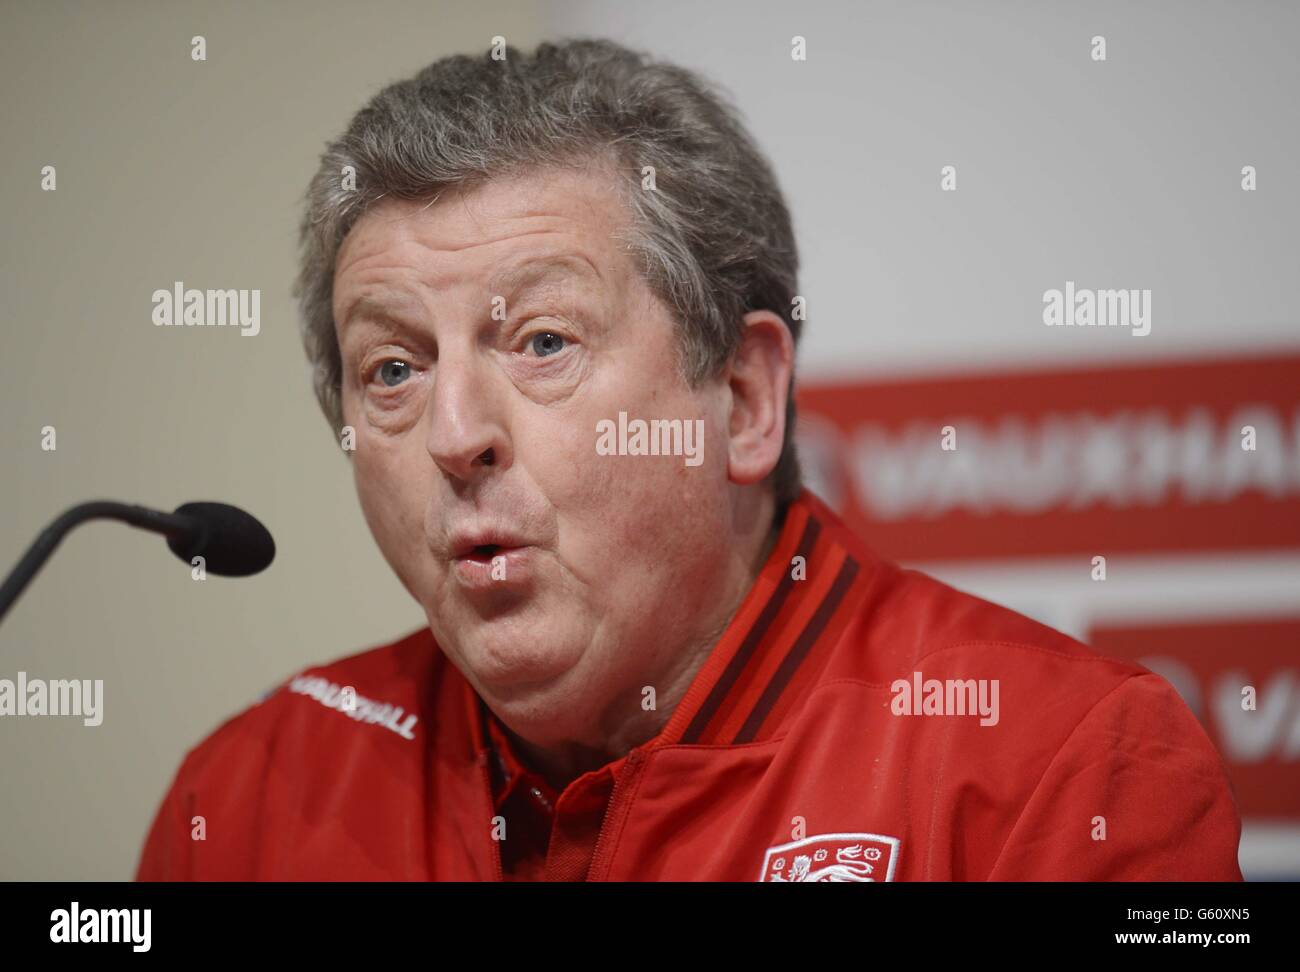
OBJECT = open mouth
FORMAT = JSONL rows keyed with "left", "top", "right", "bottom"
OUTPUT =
{"left": 463, "top": 544, "right": 502, "bottom": 563}
{"left": 449, "top": 535, "right": 534, "bottom": 587}
{"left": 449, "top": 529, "right": 531, "bottom": 569}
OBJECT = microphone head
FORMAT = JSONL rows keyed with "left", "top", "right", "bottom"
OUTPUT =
{"left": 167, "top": 502, "right": 276, "bottom": 577}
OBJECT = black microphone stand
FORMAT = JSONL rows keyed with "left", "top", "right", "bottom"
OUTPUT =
{"left": 0, "top": 501, "right": 203, "bottom": 624}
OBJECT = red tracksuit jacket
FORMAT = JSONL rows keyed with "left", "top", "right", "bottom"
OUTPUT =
{"left": 136, "top": 489, "right": 1243, "bottom": 881}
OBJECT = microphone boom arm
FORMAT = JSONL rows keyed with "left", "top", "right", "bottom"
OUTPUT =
{"left": 0, "top": 501, "right": 203, "bottom": 624}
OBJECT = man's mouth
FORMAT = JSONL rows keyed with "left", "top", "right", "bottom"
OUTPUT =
{"left": 447, "top": 530, "right": 538, "bottom": 589}
{"left": 450, "top": 533, "right": 531, "bottom": 561}
{"left": 450, "top": 540, "right": 536, "bottom": 591}
{"left": 459, "top": 544, "right": 512, "bottom": 564}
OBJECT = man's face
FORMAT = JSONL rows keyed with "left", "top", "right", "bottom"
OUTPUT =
{"left": 332, "top": 166, "right": 741, "bottom": 734}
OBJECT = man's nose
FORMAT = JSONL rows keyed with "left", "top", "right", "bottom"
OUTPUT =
{"left": 424, "top": 355, "right": 511, "bottom": 482}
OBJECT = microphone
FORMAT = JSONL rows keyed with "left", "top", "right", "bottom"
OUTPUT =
{"left": 0, "top": 500, "right": 275, "bottom": 625}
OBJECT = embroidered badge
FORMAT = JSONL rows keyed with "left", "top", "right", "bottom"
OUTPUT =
{"left": 760, "top": 832, "right": 900, "bottom": 882}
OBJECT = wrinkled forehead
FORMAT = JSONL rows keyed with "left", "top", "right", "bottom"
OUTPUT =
{"left": 330, "top": 166, "right": 642, "bottom": 321}
{"left": 336, "top": 165, "right": 633, "bottom": 271}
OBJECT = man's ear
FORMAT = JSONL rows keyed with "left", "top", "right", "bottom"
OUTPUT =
{"left": 726, "top": 309, "right": 795, "bottom": 486}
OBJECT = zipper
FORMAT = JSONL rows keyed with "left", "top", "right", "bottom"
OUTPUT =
{"left": 586, "top": 749, "right": 646, "bottom": 881}
{"left": 474, "top": 752, "right": 505, "bottom": 882}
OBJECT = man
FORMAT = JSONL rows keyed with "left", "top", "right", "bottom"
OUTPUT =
{"left": 136, "top": 39, "right": 1242, "bottom": 881}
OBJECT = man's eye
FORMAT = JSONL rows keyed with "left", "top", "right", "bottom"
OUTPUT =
{"left": 376, "top": 360, "right": 412, "bottom": 387}
{"left": 529, "top": 332, "right": 566, "bottom": 357}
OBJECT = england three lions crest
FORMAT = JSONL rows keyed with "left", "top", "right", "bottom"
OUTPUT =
{"left": 760, "top": 832, "right": 900, "bottom": 882}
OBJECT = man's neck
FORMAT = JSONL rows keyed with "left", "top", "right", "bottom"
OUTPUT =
{"left": 497, "top": 490, "right": 783, "bottom": 792}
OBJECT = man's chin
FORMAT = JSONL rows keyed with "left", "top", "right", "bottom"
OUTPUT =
{"left": 435, "top": 624, "right": 585, "bottom": 701}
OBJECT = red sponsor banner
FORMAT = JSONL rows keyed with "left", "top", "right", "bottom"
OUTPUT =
{"left": 1088, "top": 617, "right": 1300, "bottom": 819}
{"left": 795, "top": 353, "right": 1300, "bottom": 560}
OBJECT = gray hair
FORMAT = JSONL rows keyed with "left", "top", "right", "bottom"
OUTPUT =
{"left": 294, "top": 37, "right": 803, "bottom": 507}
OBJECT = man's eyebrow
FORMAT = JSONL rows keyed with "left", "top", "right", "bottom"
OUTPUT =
{"left": 338, "top": 254, "right": 604, "bottom": 328}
